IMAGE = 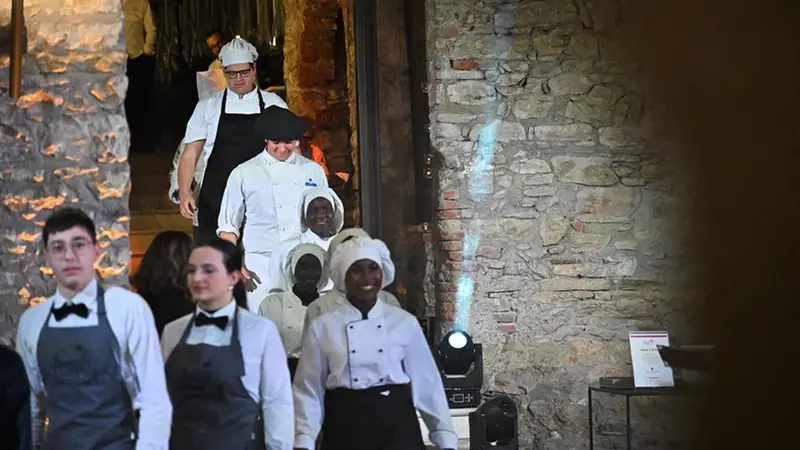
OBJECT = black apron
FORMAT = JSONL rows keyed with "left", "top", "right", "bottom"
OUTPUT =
{"left": 196, "top": 89, "right": 266, "bottom": 244}
{"left": 165, "top": 306, "right": 265, "bottom": 450}
{"left": 321, "top": 383, "right": 425, "bottom": 450}
{"left": 36, "top": 284, "right": 136, "bottom": 450}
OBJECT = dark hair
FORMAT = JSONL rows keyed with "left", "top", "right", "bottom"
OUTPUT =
{"left": 43, "top": 207, "right": 96, "bottom": 245}
{"left": 204, "top": 28, "right": 223, "bottom": 41}
{"left": 131, "top": 231, "right": 193, "bottom": 299}
{"left": 198, "top": 238, "right": 248, "bottom": 309}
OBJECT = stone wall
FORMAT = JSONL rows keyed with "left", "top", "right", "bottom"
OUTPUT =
{"left": 426, "top": 0, "right": 692, "bottom": 447}
{"left": 0, "top": 0, "right": 130, "bottom": 345}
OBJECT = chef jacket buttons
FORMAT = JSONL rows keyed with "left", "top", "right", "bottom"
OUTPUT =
{"left": 377, "top": 325, "right": 382, "bottom": 329}
{"left": 378, "top": 349, "right": 383, "bottom": 353}
{"left": 351, "top": 350, "right": 356, "bottom": 354}
{"left": 379, "top": 378, "right": 384, "bottom": 382}
{"left": 353, "top": 378, "right": 359, "bottom": 382}
{"left": 348, "top": 325, "right": 353, "bottom": 329}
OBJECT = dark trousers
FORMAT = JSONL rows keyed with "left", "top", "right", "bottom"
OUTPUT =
{"left": 193, "top": 225, "right": 218, "bottom": 246}
{"left": 322, "top": 384, "right": 425, "bottom": 450}
{"left": 125, "top": 54, "right": 156, "bottom": 153}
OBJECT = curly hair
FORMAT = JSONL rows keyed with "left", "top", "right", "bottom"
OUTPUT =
{"left": 131, "top": 231, "right": 193, "bottom": 299}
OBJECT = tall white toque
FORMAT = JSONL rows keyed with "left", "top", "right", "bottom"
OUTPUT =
{"left": 218, "top": 35, "right": 259, "bottom": 67}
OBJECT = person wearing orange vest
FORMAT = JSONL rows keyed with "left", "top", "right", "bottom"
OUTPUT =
{"left": 295, "top": 128, "right": 351, "bottom": 188}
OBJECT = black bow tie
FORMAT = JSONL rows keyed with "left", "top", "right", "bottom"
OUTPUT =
{"left": 52, "top": 303, "right": 89, "bottom": 321}
{"left": 194, "top": 313, "right": 229, "bottom": 330}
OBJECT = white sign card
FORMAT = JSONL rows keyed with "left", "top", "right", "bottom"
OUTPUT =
{"left": 628, "top": 331, "right": 674, "bottom": 388}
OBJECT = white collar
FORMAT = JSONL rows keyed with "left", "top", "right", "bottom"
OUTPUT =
{"left": 260, "top": 150, "right": 299, "bottom": 166}
{"left": 195, "top": 299, "right": 237, "bottom": 319}
{"left": 342, "top": 297, "right": 384, "bottom": 320}
{"left": 53, "top": 278, "right": 98, "bottom": 308}
{"left": 226, "top": 87, "right": 259, "bottom": 100}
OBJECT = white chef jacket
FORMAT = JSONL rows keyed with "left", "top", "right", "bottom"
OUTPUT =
{"left": 303, "top": 289, "right": 402, "bottom": 339}
{"left": 161, "top": 301, "right": 294, "bottom": 450}
{"left": 293, "top": 300, "right": 457, "bottom": 450}
{"left": 258, "top": 291, "right": 307, "bottom": 358}
{"left": 264, "top": 230, "right": 336, "bottom": 293}
{"left": 217, "top": 151, "right": 328, "bottom": 251}
{"left": 15, "top": 279, "right": 172, "bottom": 449}
{"left": 179, "top": 88, "right": 288, "bottom": 207}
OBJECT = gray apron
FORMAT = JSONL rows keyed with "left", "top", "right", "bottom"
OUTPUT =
{"left": 36, "top": 284, "right": 136, "bottom": 450}
{"left": 165, "top": 306, "right": 265, "bottom": 450}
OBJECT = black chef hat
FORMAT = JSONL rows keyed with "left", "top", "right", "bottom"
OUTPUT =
{"left": 254, "top": 105, "right": 308, "bottom": 143}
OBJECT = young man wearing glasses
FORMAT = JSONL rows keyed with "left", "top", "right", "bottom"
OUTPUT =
{"left": 176, "top": 36, "right": 288, "bottom": 246}
{"left": 15, "top": 207, "right": 171, "bottom": 449}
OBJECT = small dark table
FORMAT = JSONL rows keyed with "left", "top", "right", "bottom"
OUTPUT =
{"left": 588, "top": 382, "right": 692, "bottom": 450}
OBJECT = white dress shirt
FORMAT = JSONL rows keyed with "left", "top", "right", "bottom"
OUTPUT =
{"left": 182, "top": 88, "right": 288, "bottom": 195}
{"left": 258, "top": 291, "right": 307, "bottom": 358}
{"left": 15, "top": 279, "right": 172, "bottom": 449}
{"left": 303, "top": 289, "right": 402, "bottom": 339}
{"left": 293, "top": 300, "right": 457, "bottom": 449}
{"left": 217, "top": 151, "right": 328, "bottom": 255}
{"left": 161, "top": 301, "right": 294, "bottom": 450}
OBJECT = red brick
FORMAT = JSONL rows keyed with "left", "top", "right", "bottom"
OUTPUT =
{"left": 437, "top": 28, "right": 460, "bottom": 38}
{"left": 441, "top": 230, "right": 465, "bottom": 240}
{"left": 447, "top": 251, "right": 462, "bottom": 261}
{"left": 452, "top": 59, "right": 480, "bottom": 70}
{"left": 478, "top": 245, "right": 503, "bottom": 259}
{"left": 439, "top": 241, "right": 461, "bottom": 252}
{"left": 438, "top": 200, "right": 462, "bottom": 210}
{"left": 442, "top": 190, "right": 460, "bottom": 201}
{"left": 441, "top": 300, "right": 455, "bottom": 321}
{"left": 497, "top": 323, "right": 516, "bottom": 334}
{"left": 438, "top": 282, "right": 458, "bottom": 292}
{"left": 440, "top": 262, "right": 463, "bottom": 273}
{"left": 438, "top": 209, "right": 461, "bottom": 220}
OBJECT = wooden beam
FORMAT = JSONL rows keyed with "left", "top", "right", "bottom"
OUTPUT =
{"left": 9, "top": 0, "right": 23, "bottom": 98}
{"left": 353, "top": 0, "right": 382, "bottom": 237}
{"left": 403, "top": 0, "right": 433, "bottom": 225}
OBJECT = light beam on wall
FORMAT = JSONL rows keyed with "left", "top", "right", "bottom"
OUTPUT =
{"left": 452, "top": 8, "right": 517, "bottom": 335}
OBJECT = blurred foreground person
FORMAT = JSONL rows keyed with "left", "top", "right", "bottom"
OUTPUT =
{"left": 0, "top": 345, "right": 30, "bottom": 450}
{"left": 161, "top": 238, "right": 293, "bottom": 449}
{"left": 15, "top": 208, "right": 171, "bottom": 449}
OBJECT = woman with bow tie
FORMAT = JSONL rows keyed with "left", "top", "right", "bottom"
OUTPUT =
{"left": 160, "top": 238, "right": 294, "bottom": 450}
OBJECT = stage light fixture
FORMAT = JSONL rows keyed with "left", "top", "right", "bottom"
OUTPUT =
{"left": 435, "top": 330, "right": 483, "bottom": 408}
{"left": 469, "top": 395, "right": 519, "bottom": 450}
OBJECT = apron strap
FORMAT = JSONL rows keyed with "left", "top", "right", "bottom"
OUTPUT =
{"left": 219, "top": 88, "right": 228, "bottom": 116}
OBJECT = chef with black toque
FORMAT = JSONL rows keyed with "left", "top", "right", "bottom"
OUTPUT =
{"left": 217, "top": 105, "right": 328, "bottom": 312}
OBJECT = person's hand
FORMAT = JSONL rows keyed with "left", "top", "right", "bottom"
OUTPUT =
{"left": 241, "top": 266, "right": 261, "bottom": 293}
{"left": 179, "top": 191, "right": 196, "bottom": 219}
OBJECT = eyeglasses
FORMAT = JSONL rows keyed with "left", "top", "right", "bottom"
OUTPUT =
{"left": 224, "top": 68, "right": 252, "bottom": 79}
{"left": 46, "top": 239, "right": 92, "bottom": 257}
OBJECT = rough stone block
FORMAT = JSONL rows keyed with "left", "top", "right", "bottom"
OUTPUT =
{"left": 446, "top": 80, "right": 496, "bottom": 105}
{"left": 551, "top": 156, "right": 619, "bottom": 186}
{"left": 575, "top": 186, "right": 640, "bottom": 223}
{"left": 547, "top": 72, "right": 593, "bottom": 96}
{"left": 534, "top": 124, "right": 594, "bottom": 141}
{"left": 538, "top": 277, "right": 610, "bottom": 291}
{"left": 468, "top": 121, "right": 525, "bottom": 142}
{"left": 512, "top": 86, "right": 554, "bottom": 119}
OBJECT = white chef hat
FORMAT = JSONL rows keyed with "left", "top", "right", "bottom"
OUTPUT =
{"left": 300, "top": 187, "right": 345, "bottom": 235}
{"left": 325, "top": 228, "right": 370, "bottom": 266}
{"left": 218, "top": 35, "right": 258, "bottom": 67}
{"left": 284, "top": 243, "right": 329, "bottom": 290}
{"left": 330, "top": 238, "right": 395, "bottom": 293}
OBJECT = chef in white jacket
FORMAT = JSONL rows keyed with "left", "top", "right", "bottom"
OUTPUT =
{"left": 258, "top": 243, "right": 328, "bottom": 379}
{"left": 293, "top": 238, "right": 457, "bottom": 450}
{"left": 217, "top": 105, "right": 327, "bottom": 312}
{"left": 176, "top": 36, "right": 287, "bottom": 244}
{"left": 263, "top": 186, "right": 344, "bottom": 293}
{"left": 302, "top": 228, "right": 402, "bottom": 337}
